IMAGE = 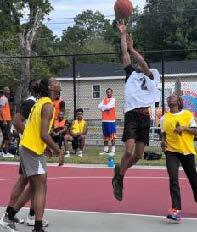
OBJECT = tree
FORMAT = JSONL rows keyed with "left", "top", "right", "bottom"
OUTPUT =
{"left": 61, "top": 10, "right": 116, "bottom": 63}
{"left": 77, "top": 38, "right": 115, "bottom": 63}
{"left": 104, "top": 7, "right": 141, "bottom": 57}
{"left": 134, "top": 0, "right": 197, "bottom": 60}
{"left": 0, "top": 0, "right": 52, "bottom": 104}
{"left": 32, "top": 25, "right": 69, "bottom": 76}
{"left": 0, "top": 30, "right": 20, "bottom": 89}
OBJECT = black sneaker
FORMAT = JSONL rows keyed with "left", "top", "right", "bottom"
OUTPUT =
{"left": 14, "top": 216, "right": 24, "bottom": 224}
{"left": 32, "top": 228, "right": 47, "bottom": 232}
{"left": 112, "top": 164, "right": 123, "bottom": 201}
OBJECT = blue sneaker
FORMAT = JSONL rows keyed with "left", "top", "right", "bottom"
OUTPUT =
{"left": 166, "top": 208, "right": 181, "bottom": 223}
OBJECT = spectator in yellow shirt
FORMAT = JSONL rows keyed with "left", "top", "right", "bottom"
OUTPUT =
{"left": 64, "top": 108, "right": 87, "bottom": 157}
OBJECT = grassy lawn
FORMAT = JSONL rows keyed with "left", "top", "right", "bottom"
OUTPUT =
{"left": 0, "top": 145, "right": 166, "bottom": 166}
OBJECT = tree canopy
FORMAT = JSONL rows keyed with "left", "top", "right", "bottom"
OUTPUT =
{"left": 0, "top": 0, "right": 196, "bottom": 90}
{"left": 133, "top": 0, "right": 197, "bottom": 59}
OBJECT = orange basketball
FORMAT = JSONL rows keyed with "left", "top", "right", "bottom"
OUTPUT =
{"left": 114, "top": 0, "right": 133, "bottom": 19}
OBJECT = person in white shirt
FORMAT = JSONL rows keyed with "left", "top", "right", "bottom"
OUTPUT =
{"left": 112, "top": 20, "right": 160, "bottom": 201}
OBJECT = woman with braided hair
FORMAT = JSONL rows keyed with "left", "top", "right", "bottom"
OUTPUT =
{"left": 160, "top": 93, "right": 197, "bottom": 223}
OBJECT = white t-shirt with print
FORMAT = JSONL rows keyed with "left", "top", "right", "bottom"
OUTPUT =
{"left": 124, "top": 68, "right": 161, "bottom": 113}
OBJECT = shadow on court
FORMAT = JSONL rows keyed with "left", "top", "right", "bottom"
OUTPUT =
{"left": 0, "top": 207, "right": 197, "bottom": 232}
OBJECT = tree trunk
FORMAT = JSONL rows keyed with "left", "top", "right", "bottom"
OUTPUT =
{"left": 13, "top": 9, "right": 43, "bottom": 111}
{"left": 14, "top": 34, "right": 31, "bottom": 111}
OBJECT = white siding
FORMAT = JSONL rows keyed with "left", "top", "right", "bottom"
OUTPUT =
{"left": 59, "top": 76, "right": 197, "bottom": 120}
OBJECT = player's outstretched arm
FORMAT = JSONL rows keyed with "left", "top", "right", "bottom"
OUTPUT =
{"left": 128, "top": 46, "right": 151, "bottom": 77}
{"left": 117, "top": 20, "right": 131, "bottom": 68}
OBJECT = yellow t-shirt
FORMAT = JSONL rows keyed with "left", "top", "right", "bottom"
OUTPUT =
{"left": 70, "top": 119, "right": 87, "bottom": 135}
{"left": 161, "top": 110, "right": 196, "bottom": 155}
{"left": 20, "top": 97, "right": 54, "bottom": 155}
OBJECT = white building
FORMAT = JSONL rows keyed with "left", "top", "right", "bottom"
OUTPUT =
{"left": 56, "top": 60, "right": 197, "bottom": 121}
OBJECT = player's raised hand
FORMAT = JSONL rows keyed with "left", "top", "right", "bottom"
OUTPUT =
{"left": 116, "top": 19, "right": 126, "bottom": 34}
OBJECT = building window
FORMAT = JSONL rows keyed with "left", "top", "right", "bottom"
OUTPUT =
{"left": 92, "top": 85, "right": 100, "bottom": 99}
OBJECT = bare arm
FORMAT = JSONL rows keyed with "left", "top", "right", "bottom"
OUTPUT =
{"left": 0, "top": 106, "right": 4, "bottom": 121}
{"left": 41, "top": 103, "right": 61, "bottom": 154}
{"left": 69, "top": 121, "right": 77, "bottom": 137}
{"left": 59, "top": 124, "right": 69, "bottom": 135}
{"left": 161, "top": 132, "right": 167, "bottom": 152}
{"left": 117, "top": 21, "right": 151, "bottom": 77}
{"left": 117, "top": 21, "right": 131, "bottom": 68}
{"left": 174, "top": 116, "right": 197, "bottom": 136}
{"left": 12, "top": 113, "right": 25, "bottom": 134}
{"left": 175, "top": 126, "right": 197, "bottom": 136}
{"left": 186, "top": 127, "right": 197, "bottom": 136}
{"left": 41, "top": 103, "right": 64, "bottom": 165}
{"left": 82, "top": 121, "right": 88, "bottom": 135}
{"left": 160, "top": 116, "right": 166, "bottom": 152}
{"left": 129, "top": 47, "right": 151, "bottom": 77}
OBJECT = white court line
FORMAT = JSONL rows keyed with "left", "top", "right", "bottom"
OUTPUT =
{"left": 0, "top": 162, "right": 168, "bottom": 170}
{"left": 21, "top": 207, "right": 197, "bottom": 221}
{"left": 48, "top": 176, "right": 187, "bottom": 180}
{"left": 0, "top": 176, "right": 188, "bottom": 181}
{"left": 0, "top": 205, "right": 196, "bottom": 221}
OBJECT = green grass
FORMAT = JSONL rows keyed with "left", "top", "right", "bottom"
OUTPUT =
{"left": 0, "top": 145, "right": 166, "bottom": 166}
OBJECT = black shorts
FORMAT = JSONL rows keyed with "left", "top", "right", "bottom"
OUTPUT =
{"left": 122, "top": 109, "right": 150, "bottom": 145}
{"left": 0, "top": 121, "right": 11, "bottom": 140}
{"left": 72, "top": 136, "right": 80, "bottom": 150}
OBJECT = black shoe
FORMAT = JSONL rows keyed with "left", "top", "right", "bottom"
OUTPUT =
{"left": 14, "top": 216, "right": 24, "bottom": 224}
{"left": 32, "top": 228, "right": 47, "bottom": 232}
{"left": 112, "top": 164, "right": 123, "bottom": 201}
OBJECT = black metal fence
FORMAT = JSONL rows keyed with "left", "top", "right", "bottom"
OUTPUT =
{"left": 0, "top": 49, "right": 197, "bottom": 144}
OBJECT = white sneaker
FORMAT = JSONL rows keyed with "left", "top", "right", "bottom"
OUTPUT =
{"left": 77, "top": 150, "right": 83, "bottom": 157}
{"left": 64, "top": 151, "right": 70, "bottom": 158}
{"left": 0, "top": 212, "right": 7, "bottom": 228}
{"left": 3, "top": 152, "right": 15, "bottom": 158}
{"left": 99, "top": 152, "right": 108, "bottom": 155}
{"left": 0, "top": 212, "right": 19, "bottom": 231}
{"left": 108, "top": 152, "right": 115, "bottom": 157}
{"left": 25, "top": 214, "right": 49, "bottom": 227}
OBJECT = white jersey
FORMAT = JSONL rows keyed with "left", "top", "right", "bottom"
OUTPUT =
{"left": 124, "top": 68, "right": 160, "bottom": 113}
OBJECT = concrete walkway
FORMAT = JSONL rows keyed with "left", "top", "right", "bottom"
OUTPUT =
{"left": 0, "top": 208, "right": 197, "bottom": 232}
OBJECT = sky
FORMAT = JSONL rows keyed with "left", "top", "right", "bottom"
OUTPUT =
{"left": 46, "top": 0, "right": 146, "bottom": 36}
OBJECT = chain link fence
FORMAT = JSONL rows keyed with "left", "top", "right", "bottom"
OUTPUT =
{"left": 0, "top": 49, "right": 197, "bottom": 148}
